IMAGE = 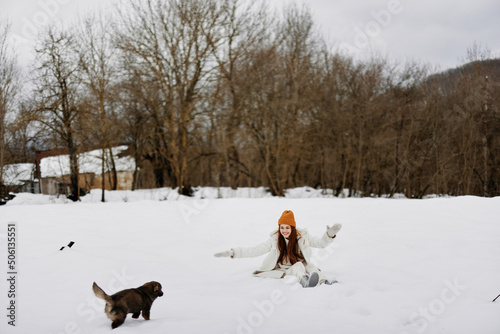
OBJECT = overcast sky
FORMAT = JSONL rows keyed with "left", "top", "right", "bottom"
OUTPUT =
{"left": 2, "top": 0, "right": 499, "bottom": 72}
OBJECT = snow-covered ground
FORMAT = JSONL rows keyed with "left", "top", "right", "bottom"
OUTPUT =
{"left": 1, "top": 189, "right": 499, "bottom": 334}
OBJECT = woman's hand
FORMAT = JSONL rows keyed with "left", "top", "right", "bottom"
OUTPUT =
{"left": 326, "top": 224, "right": 342, "bottom": 237}
{"left": 214, "top": 249, "right": 234, "bottom": 258}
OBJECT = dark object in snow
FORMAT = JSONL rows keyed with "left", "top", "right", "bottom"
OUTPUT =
{"left": 180, "top": 186, "right": 194, "bottom": 197}
{"left": 92, "top": 281, "right": 164, "bottom": 329}
{"left": 60, "top": 241, "right": 75, "bottom": 251}
{"left": 0, "top": 193, "right": 15, "bottom": 205}
{"left": 493, "top": 293, "right": 500, "bottom": 302}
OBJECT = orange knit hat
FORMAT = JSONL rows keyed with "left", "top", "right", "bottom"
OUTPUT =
{"left": 278, "top": 210, "right": 296, "bottom": 227}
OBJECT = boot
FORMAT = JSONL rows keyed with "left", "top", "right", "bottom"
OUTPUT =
{"left": 300, "top": 272, "right": 319, "bottom": 288}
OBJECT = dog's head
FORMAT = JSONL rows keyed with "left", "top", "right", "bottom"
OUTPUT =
{"left": 143, "top": 281, "right": 164, "bottom": 298}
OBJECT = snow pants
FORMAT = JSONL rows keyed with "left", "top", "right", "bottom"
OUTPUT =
{"left": 253, "top": 262, "right": 328, "bottom": 283}
{"left": 285, "top": 262, "right": 328, "bottom": 283}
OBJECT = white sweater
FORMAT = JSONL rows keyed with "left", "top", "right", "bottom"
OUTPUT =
{"left": 232, "top": 228, "right": 335, "bottom": 272}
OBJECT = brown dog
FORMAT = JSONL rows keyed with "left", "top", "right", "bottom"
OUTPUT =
{"left": 92, "top": 281, "right": 163, "bottom": 329}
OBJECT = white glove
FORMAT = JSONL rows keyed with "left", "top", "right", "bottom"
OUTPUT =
{"left": 326, "top": 224, "right": 342, "bottom": 237}
{"left": 214, "top": 249, "right": 234, "bottom": 258}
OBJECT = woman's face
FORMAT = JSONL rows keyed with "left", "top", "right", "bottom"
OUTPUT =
{"left": 279, "top": 224, "right": 292, "bottom": 239}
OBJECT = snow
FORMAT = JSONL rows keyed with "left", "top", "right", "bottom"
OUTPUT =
{"left": 1, "top": 188, "right": 499, "bottom": 334}
{"left": 2, "top": 186, "right": 448, "bottom": 205}
{"left": 40, "top": 146, "right": 135, "bottom": 178}
{"left": 1, "top": 163, "right": 35, "bottom": 186}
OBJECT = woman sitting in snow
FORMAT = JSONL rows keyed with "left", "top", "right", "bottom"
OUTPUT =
{"left": 214, "top": 210, "right": 342, "bottom": 288}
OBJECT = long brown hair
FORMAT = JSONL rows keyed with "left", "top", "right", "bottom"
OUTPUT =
{"left": 276, "top": 226, "right": 304, "bottom": 265}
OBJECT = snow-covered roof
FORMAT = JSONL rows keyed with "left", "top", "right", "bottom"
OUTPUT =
{"left": 40, "top": 146, "right": 135, "bottom": 178}
{"left": 2, "top": 163, "right": 35, "bottom": 186}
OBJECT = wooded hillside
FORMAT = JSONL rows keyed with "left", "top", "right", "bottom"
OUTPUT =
{"left": 1, "top": 0, "right": 499, "bottom": 199}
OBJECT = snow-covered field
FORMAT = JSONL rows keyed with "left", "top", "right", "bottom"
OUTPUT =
{"left": 1, "top": 188, "right": 499, "bottom": 334}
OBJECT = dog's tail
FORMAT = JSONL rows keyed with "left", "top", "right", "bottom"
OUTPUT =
{"left": 92, "top": 282, "right": 112, "bottom": 303}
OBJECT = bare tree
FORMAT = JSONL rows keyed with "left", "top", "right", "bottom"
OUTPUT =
{"left": 33, "top": 26, "right": 83, "bottom": 201}
{"left": 115, "top": 0, "right": 225, "bottom": 194}
{"left": 0, "top": 20, "right": 20, "bottom": 201}
{"left": 231, "top": 3, "right": 322, "bottom": 196}
{"left": 77, "top": 13, "right": 121, "bottom": 201}
{"left": 205, "top": 0, "right": 270, "bottom": 188}
{"left": 3, "top": 2, "right": 499, "bottom": 199}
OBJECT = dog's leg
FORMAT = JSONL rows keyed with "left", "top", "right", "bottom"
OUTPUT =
{"left": 142, "top": 307, "right": 151, "bottom": 320}
{"left": 111, "top": 318, "right": 125, "bottom": 329}
{"left": 111, "top": 311, "right": 127, "bottom": 329}
{"left": 132, "top": 311, "right": 141, "bottom": 319}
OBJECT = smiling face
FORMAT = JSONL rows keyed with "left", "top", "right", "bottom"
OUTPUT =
{"left": 279, "top": 224, "right": 292, "bottom": 239}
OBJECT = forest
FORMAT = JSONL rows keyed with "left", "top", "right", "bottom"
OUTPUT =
{"left": 1, "top": 0, "right": 499, "bottom": 200}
